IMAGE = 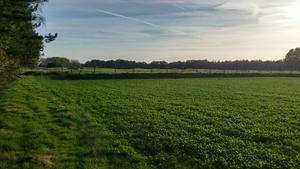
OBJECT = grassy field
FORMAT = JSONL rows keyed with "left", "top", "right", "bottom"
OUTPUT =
{"left": 0, "top": 76, "right": 299, "bottom": 168}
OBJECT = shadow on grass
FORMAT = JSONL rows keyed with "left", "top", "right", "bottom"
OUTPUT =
{"left": 23, "top": 71, "right": 300, "bottom": 80}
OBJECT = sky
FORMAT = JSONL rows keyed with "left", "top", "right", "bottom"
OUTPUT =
{"left": 38, "top": 0, "right": 300, "bottom": 62}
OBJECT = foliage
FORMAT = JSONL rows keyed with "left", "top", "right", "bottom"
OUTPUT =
{"left": 84, "top": 58, "right": 300, "bottom": 70}
{"left": 286, "top": 47, "right": 300, "bottom": 61}
{"left": 69, "top": 60, "right": 81, "bottom": 70}
{"left": 39, "top": 57, "right": 81, "bottom": 69}
{"left": 0, "top": 76, "right": 299, "bottom": 168}
{"left": 83, "top": 48, "right": 300, "bottom": 70}
{"left": 39, "top": 57, "right": 71, "bottom": 68}
{"left": 0, "top": 0, "right": 56, "bottom": 85}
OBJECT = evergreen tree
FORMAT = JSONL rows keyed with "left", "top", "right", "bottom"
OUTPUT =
{"left": 0, "top": 0, "right": 56, "bottom": 82}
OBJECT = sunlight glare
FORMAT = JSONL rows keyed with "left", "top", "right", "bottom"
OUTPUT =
{"left": 286, "top": 0, "right": 300, "bottom": 24}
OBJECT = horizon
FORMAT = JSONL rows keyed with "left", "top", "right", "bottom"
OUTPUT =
{"left": 41, "top": 57, "right": 288, "bottom": 64}
{"left": 38, "top": 0, "right": 300, "bottom": 62}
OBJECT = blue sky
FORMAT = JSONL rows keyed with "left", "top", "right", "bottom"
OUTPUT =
{"left": 38, "top": 0, "right": 300, "bottom": 62}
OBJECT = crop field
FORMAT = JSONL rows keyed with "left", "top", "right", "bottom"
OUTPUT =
{"left": 0, "top": 76, "right": 300, "bottom": 168}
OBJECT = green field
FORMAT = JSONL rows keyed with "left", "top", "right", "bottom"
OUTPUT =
{"left": 0, "top": 76, "right": 299, "bottom": 168}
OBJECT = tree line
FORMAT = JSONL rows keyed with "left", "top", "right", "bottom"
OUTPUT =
{"left": 39, "top": 57, "right": 81, "bottom": 69}
{"left": 82, "top": 48, "right": 300, "bottom": 70}
{"left": 0, "top": 0, "right": 56, "bottom": 83}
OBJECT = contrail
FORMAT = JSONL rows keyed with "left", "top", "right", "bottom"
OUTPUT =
{"left": 96, "top": 9, "right": 159, "bottom": 28}
{"left": 96, "top": 9, "right": 186, "bottom": 35}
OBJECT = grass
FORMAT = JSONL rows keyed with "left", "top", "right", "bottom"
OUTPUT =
{"left": 0, "top": 76, "right": 300, "bottom": 168}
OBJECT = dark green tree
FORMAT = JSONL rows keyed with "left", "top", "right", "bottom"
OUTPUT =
{"left": 285, "top": 47, "right": 300, "bottom": 62}
{"left": 39, "top": 57, "right": 71, "bottom": 68}
{"left": 70, "top": 60, "right": 81, "bottom": 70}
{"left": 0, "top": 0, "right": 56, "bottom": 83}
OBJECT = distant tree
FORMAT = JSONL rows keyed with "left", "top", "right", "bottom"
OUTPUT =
{"left": 168, "top": 61, "right": 185, "bottom": 69}
{"left": 82, "top": 48, "right": 300, "bottom": 71}
{"left": 185, "top": 60, "right": 210, "bottom": 69}
{"left": 70, "top": 60, "right": 81, "bottom": 70}
{"left": 285, "top": 47, "right": 300, "bottom": 62}
{"left": 39, "top": 57, "right": 71, "bottom": 68}
{"left": 85, "top": 60, "right": 105, "bottom": 68}
{"left": 150, "top": 61, "right": 168, "bottom": 69}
